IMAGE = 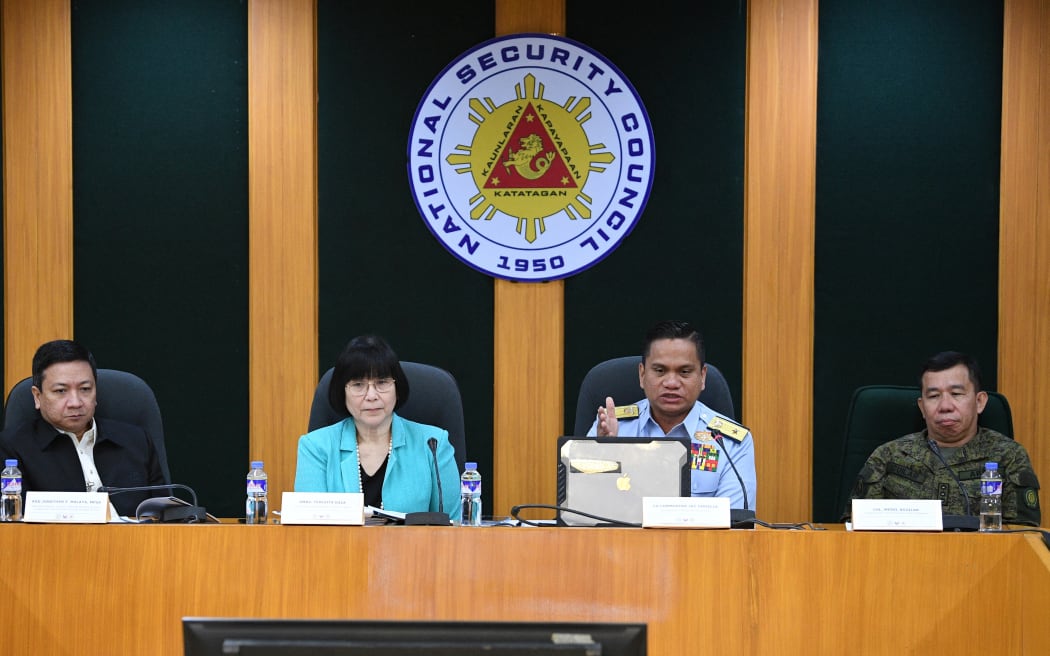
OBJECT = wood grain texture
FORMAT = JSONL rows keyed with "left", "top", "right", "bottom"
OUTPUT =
{"left": 999, "top": 0, "right": 1050, "bottom": 503}
{"left": 494, "top": 0, "right": 565, "bottom": 36}
{"left": 493, "top": 280, "right": 564, "bottom": 516}
{"left": 1, "top": 0, "right": 74, "bottom": 394}
{"left": 1, "top": 524, "right": 1047, "bottom": 655}
{"left": 247, "top": 0, "right": 318, "bottom": 502}
{"left": 742, "top": 0, "right": 818, "bottom": 522}
{"left": 492, "top": 1, "right": 566, "bottom": 517}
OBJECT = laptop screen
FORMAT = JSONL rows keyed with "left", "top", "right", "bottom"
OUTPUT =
{"left": 556, "top": 436, "right": 690, "bottom": 526}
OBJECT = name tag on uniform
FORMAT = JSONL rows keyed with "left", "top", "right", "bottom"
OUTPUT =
{"left": 850, "top": 499, "right": 943, "bottom": 531}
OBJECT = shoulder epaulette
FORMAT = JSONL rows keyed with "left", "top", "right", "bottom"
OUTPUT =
{"left": 614, "top": 404, "right": 640, "bottom": 420}
{"left": 707, "top": 416, "right": 749, "bottom": 442}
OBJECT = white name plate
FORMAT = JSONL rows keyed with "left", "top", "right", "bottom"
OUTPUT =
{"left": 642, "top": 496, "right": 730, "bottom": 528}
{"left": 280, "top": 492, "right": 364, "bottom": 525}
{"left": 851, "top": 498, "right": 943, "bottom": 531}
{"left": 23, "top": 491, "right": 110, "bottom": 523}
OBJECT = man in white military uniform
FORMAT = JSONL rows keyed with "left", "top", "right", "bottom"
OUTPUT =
{"left": 588, "top": 320, "right": 756, "bottom": 509}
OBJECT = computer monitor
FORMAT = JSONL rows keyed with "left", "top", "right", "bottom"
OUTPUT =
{"left": 182, "top": 619, "right": 647, "bottom": 655}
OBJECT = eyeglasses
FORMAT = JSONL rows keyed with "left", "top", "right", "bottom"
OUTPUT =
{"left": 346, "top": 378, "right": 396, "bottom": 396}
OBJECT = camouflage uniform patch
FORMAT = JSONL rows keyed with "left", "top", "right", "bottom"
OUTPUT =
{"left": 1025, "top": 488, "right": 1039, "bottom": 509}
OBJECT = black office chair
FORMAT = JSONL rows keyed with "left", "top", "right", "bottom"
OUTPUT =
{"left": 835, "top": 384, "right": 1014, "bottom": 519}
{"left": 307, "top": 361, "right": 467, "bottom": 474}
{"left": 2, "top": 368, "right": 171, "bottom": 484}
{"left": 572, "top": 356, "right": 737, "bottom": 436}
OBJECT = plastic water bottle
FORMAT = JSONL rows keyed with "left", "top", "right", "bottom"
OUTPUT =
{"left": 459, "top": 462, "right": 482, "bottom": 527}
{"left": 246, "top": 460, "right": 268, "bottom": 524}
{"left": 979, "top": 461, "right": 1003, "bottom": 532}
{"left": 1, "top": 459, "right": 23, "bottom": 522}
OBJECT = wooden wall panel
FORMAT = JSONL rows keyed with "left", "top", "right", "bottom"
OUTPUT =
{"left": 492, "top": 0, "right": 566, "bottom": 516}
{"left": 743, "top": 0, "right": 818, "bottom": 522}
{"left": 2, "top": 0, "right": 73, "bottom": 393}
{"left": 999, "top": 0, "right": 1050, "bottom": 498}
{"left": 247, "top": 0, "right": 318, "bottom": 505}
{"left": 493, "top": 281, "right": 564, "bottom": 515}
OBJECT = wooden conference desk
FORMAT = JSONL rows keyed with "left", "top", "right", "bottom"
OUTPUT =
{"left": 1, "top": 523, "right": 1048, "bottom": 655}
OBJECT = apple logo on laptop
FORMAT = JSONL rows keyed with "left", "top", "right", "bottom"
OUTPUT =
{"left": 616, "top": 474, "right": 631, "bottom": 491}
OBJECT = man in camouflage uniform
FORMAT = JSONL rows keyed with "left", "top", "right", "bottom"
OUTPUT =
{"left": 846, "top": 351, "right": 1041, "bottom": 526}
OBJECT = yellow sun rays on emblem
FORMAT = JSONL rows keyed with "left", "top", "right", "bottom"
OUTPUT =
{"left": 445, "top": 74, "right": 615, "bottom": 243}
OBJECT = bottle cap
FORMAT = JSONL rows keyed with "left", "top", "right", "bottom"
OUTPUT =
{"left": 250, "top": 460, "right": 264, "bottom": 469}
{"left": 465, "top": 462, "right": 477, "bottom": 470}
{"left": 4, "top": 459, "right": 16, "bottom": 467}
{"left": 985, "top": 462, "right": 998, "bottom": 470}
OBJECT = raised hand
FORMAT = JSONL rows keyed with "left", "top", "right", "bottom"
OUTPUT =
{"left": 596, "top": 396, "right": 619, "bottom": 437}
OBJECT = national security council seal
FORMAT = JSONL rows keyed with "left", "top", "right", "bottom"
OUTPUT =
{"left": 407, "top": 34, "right": 655, "bottom": 282}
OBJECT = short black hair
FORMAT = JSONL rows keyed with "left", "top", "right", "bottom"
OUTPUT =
{"left": 641, "top": 320, "right": 705, "bottom": 365}
{"left": 327, "top": 334, "right": 410, "bottom": 414}
{"left": 920, "top": 351, "right": 982, "bottom": 392}
{"left": 32, "top": 340, "right": 98, "bottom": 390}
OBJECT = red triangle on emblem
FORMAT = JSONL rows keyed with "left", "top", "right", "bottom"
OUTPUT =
{"left": 483, "top": 102, "right": 578, "bottom": 190}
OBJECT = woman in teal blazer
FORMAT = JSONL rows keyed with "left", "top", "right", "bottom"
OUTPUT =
{"left": 294, "top": 335, "right": 460, "bottom": 520}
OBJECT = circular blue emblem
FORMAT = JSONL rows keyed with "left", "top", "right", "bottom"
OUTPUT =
{"left": 407, "top": 34, "right": 655, "bottom": 282}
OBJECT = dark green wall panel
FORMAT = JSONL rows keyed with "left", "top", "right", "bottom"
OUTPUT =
{"left": 564, "top": 3, "right": 747, "bottom": 428}
{"left": 72, "top": 0, "right": 249, "bottom": 517}
{"left": 814, "top": 0, "right": 1003, "bottom": 521}
{"left": 317, "top": 2, "right": 496, "bottom": 500}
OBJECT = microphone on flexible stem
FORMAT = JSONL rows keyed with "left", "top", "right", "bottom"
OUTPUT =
{"left": 430, "top": 438, "right": 445, "bottom": 515}
{"left": 927, "top": 439, "right": 979, "bottom": 532}
{"left": 404, "top": 437, "right": 452, "bottom": 526}
{"left": 98, "top": 483, "right": 209, "bottom": 523}
{"left": 713, "top": 434, "right": 755, "bottom": 529}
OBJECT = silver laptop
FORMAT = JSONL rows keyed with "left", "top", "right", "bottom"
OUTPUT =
{"left": 556, "top": 436, "right": 691, "bottom": 526}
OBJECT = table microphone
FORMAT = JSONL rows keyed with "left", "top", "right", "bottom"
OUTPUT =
{"left": 98, "top": 483, "right": 208, "bottom": 523}
{"left": 429, "top": 437, "right": 445, "bottom": 515}
{"left": 713, "top": 434, "right": 755, "bottom": 529}
{"left": 926, "top": 439, "right": 979, "bottom": 532}
{"left": 404, "top": 437, "right": 452, "bottom": 526}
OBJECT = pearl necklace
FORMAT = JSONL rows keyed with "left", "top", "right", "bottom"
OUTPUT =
{"left": 357, "top": 436, "right": 392, "bottom": 508}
